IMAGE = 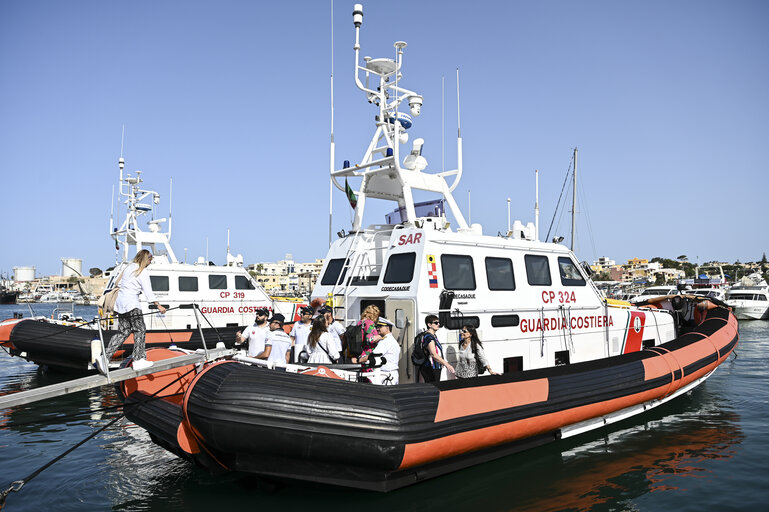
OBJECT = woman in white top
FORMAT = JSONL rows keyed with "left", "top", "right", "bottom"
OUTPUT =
{"left": 98, "top": 250, "right": 166, "bottom": 373}
{"left": 455, "top": 324, "right": 498, "bottom": 378}
{"left": 306, "top": 317, "right": 335, "bottom": 364}
{"left": 457, "top": 325, "right": 498, "bottom": 379}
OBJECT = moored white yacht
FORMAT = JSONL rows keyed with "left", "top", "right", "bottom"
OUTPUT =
{"left": 629, "top": 285, "right": 682, "bottom": 304}
{"left": 726, "top": 272, "right": 769, "bottom": 320}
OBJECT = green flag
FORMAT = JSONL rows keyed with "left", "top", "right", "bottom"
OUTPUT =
{"left": 345, "top": 178, "right": 357, "bottom": 209}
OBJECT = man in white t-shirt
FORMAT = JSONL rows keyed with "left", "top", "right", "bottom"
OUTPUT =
{"left": 360, "top": 316, "right": 400, "bottom": 385}
{"left": 257, "top": 313, "right": 291, "bottom": 365}
{"left": 290, "top": 307, "right": 313, "bottom": 362}
{"left": 320, "top": 305, "right": 345, "bottom": 361}
{"left": 235, "top": 308, "right": 270, "bottom": 357}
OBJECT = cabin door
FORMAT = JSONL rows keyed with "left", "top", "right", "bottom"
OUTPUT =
{"left": 385, "top": 298, "right": 416, "bottom": 384}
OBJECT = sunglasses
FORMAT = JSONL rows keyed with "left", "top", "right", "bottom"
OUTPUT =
{"left": 461, "top": 329, "right": 469, "bottom": 333}
{"left": 431, "top": 321, "right": 440, "bottom": 325}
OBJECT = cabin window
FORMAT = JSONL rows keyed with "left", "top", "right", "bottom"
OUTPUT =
{"left": 383, "top": 252, "right": 416, "bottom": 284}
{"left": 179, "top": 276, "right": 198, "bottom": 292}
{"left": 150, "top": 275, "right": 169, "bottom": 292}
{"left": 728, "top": 293, "right": 755, "bottom": 301}
{"left": 208, "top": 274, "right": 227, "bottom": 290}
{"left": 485, "top": 257, "right": 515, "bottom": 291}
{"left": 504, "top": 356, "right": 523, "bottom": 373}
{"left": 321, "top": 258, "right": 348, "bottom": 286}
{"left": 491, "top": 314, "right": 520, "bottom": 327}
{"left": 441, "top": 254, "right": 476, "bottom": 290}
{"left": 555, "top": 350, "right": 570, "bottom": 366}
{"left": 558, "top": 257, "right": 586, "bottom": 286}
{"left": 235, "top": 275, "right": 255, "bottom": 290}
{"left": 524, "top": 255, "right": 551, "bottom": 286}
{"left": 443, "top": 315, "right": 480, "bottom": 330}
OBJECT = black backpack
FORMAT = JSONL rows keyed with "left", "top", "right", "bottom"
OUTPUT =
{"left": 410, "top": 332, "right": 428, "bottom": 366}
{"left": 344, "top": 323, "right": 365, "bottom": 357}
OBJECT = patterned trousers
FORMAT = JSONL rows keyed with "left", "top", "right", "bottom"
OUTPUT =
{"left": 105, "top": 308, "right": 147, "bottom": 360}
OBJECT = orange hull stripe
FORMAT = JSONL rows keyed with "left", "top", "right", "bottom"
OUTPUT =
{"left": 400, "top": 383, "right": 673, "bottom": 469}
{"left": 434, "top": 378, "right": 549, "bottom": 423}
{"left": 400, "top": 343, "right": 730, "bottom": 469}
{"left": 642, "top": 354, "right": 676, "bottom": 381}
{"left": 0, "top": 319, "right": 21, "bottom": 345}
{"left": 119, "top": 331, "right": 194, "bottom": 345}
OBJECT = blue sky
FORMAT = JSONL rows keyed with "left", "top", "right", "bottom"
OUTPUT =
{"left": 1, "top": 0, "right": 767, "bottom": 277}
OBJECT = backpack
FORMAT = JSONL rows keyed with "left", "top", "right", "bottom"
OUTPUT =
{"left": 344, "top": 323, "right": 365, "bottom": 357}
{"left": 410, "top": 332, "right": 428, "bottom": 366}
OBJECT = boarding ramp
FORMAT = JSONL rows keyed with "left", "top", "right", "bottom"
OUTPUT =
{"left": 0, "top": 348, "right": 234, "bottom": 410}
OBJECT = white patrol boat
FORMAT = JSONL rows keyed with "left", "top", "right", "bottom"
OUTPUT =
{"left": 102, "top": 159, "right": 287, "bottom": 331}
{"left": 0, "top": 159, "right": 301, "bottom": 370}
{"left": 119, "top": 4, "right": 737, "bottom": 491}
{"left": 312, "top": 19, "right": 681, "bottom": 386}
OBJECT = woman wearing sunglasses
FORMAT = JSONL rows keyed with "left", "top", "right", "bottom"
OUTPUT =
{"left": 456, "top": 324, "right": 498, "bottom": 378}
{"left": 418, "top": 315, "right": 455, "bottom": 382}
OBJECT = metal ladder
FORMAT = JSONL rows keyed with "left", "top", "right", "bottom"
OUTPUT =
{"left": 331, "top": 228, "right": 389, "bottom": 325}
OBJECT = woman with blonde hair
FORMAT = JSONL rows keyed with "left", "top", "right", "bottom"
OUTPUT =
{"left": 354, "top": 304, "right": 381, "bottom": 363}
{"left": 95, "top": 249, "right": 166, "bottom": 373}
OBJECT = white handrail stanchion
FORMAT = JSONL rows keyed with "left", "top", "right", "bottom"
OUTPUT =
{"left": 192, "top": 304, "right": 210, "bottom": 360}
{"left": 96, "top": 315, "right": 112, "bottom": 382}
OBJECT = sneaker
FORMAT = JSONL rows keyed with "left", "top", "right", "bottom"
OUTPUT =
{"left": 132, "top": 358, "right": 154, "bottom": 371}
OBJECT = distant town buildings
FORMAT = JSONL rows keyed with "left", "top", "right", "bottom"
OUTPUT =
{"left": 247, "top": 254, "right": 324, "bottom": 297}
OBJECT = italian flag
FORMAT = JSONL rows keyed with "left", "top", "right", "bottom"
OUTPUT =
{"left": 345, "top": 178, "right": 357, "bottom": 209}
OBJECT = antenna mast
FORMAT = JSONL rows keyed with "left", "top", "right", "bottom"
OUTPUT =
{"left": 329, "top": 0, "right": 335, "bottom": 248}
{"left": 535, "top": 169, "right": 539, "bottom": 241}
{"left": 571, "top": 147, "right": 578, "bottom": 251}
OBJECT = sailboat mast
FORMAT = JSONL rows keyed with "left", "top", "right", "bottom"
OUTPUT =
{"left": 535, "top": 169, "right": 539, "bottom": 241}
{"left": 571, "top": 147, "right": 577, "bottom": 251}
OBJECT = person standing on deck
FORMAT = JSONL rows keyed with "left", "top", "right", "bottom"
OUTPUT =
{"left": 418, "top": 315, "right": 454, "bottom": 382}
{"left": 96, "top": 250, "right": 166, "bottom": 373}
{"left": 320, "top": 305, "right": 345, "bottom": 361}
{"left": 290, "top": 307, "right": 313, "bottom": 362}
{"left": 359, "top": 316, "right": 400, "bottom": 384}
{"left": 236, "top": 308, "right": 270, "bottom": 357}
{"left": 256, "top": 313, "right": 291, "bottom": 364}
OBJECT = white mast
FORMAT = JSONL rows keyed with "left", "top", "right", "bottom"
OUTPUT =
{"left": 332, "top": 5, "right": 468, "bottom": 232}
{"left": 111, "top": 159, "right": 178, "bottom": 264}
{"left": 571, "top": 147, "right": 578, "bottom": 251}
{"left": 535, "top": 169, "right": 540, "bottom": 241}
{"left": 328, "top": 0, "right": 335, "bottom": 247}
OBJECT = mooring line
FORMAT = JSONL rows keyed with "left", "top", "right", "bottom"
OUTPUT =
{"left": 0, "top": 363, "right": 199, "bottom": 508}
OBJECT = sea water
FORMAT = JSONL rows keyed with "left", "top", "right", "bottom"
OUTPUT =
{"left": 1, "top": 303, "right": 766, "bottom": 511}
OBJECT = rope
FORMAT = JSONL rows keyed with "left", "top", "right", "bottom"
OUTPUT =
{"left": 0, "top": 364, "right": 199, "bottom": 508}
{"left": 0, "top": 415, "right": 121, "bottom": 510}
{"left": 545, "top": 152, "right": 575, "bottom": 242}
{"left": 191, "top": 306, "right": 226, "bottom": 346}
{"left": 6, "top": 306, "right": 183, "bottom": 347}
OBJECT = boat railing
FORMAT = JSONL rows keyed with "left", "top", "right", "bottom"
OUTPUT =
{"left": 231, "top": 353, "right": 395, "bottom": 383}
{"left": 422, "top": 304, "right": 607, "bottom": 316}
